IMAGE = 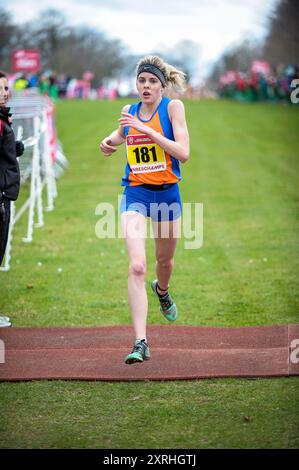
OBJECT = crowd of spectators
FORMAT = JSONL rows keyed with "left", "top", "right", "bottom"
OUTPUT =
{"left": 218, "top": 63, "right": 299, "bottom": 104}
{"left": 9, "top": 71, "right": 122, "bottom": 101}
{"left": 11, "top": 72, "right": 78, "bottom": 100}
{"left": 8, "top": 62, "right": 299, "bottom": 105}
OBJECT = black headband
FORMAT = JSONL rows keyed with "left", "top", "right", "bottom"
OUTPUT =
{"left": 137, "top": 64, "right": 167, "bottom": 87}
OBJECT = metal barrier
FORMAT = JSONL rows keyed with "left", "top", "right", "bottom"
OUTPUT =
{"left": 1, "top": 92, "right": 68, "bottom": 272}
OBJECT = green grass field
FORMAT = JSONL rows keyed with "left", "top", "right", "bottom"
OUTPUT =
{"left": 0, "top": 98, "right": 298, "bottom": 448}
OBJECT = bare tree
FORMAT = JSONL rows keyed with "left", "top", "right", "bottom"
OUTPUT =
{"left": 0, "top": 8, "right": 126, "bottom": 83}
{"left": 162, "top": 40, "right": 202, "bottom": 81}
{"left": 263, "top": 0, "right": 299, "bottom": 65}
{"left": 52, "top": 26, "right": 125, "bottom": 82}
{"left": 0, "top": 9, "right": 18, "bottom": 71}
{"left": 207, "top": 39, "right": 263, "bottom": 89}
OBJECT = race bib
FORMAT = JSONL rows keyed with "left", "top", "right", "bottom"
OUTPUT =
{"left": 126, "top": 134, "right": 166, "bottom": 173}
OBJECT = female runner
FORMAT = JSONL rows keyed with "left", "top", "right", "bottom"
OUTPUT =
{"left": 100, "top": 56, "right": 189, "bottom": 364}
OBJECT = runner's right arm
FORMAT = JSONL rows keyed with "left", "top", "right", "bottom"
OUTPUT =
{"left": 100, "top": 104, "right": 130, "bottom": 157}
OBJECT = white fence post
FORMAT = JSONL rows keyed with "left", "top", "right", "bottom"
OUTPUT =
{"left": 0, "top": 201, "right": 16, "bottom": 272}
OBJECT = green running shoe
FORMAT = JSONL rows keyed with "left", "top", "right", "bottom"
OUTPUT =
{"left": 151, "top": 280, "right": 178, "bottom": 322}
{"left": 125, "top": 339, "right": 150, "bottom": 365}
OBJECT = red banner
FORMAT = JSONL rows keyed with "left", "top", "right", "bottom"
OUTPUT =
{"left": 12, "top": 49, "right": 41, "bottom": 73}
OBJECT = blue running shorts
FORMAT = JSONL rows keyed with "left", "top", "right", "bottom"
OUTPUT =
{"left": 120, "top": 183, "right": 182, "bottom": 222}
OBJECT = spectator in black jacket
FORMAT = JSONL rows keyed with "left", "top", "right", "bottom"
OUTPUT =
{"left": 0, "top": 71, "right": 24, "bottom": 327}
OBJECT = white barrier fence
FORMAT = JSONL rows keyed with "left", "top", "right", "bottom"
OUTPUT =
{"left": 1, "top": 92, "right": 68, "bottom": 272}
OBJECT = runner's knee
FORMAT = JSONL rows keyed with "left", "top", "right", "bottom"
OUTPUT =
{"left": 156, "top": 256, "right": 174, "bottom": 270}
{"left": 129, "top": 260, "right": 146, "bottom": 277}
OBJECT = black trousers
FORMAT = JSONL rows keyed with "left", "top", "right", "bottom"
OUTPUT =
{"left": 0, "top": 198, "right": 11, "bottom": 266}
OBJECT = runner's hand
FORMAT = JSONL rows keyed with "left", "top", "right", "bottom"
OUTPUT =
{"left": 118, "top": 112, "right": 150, "bottom": 135}
{"left": 100, "top": 138, "right": 117, "bottom": 157}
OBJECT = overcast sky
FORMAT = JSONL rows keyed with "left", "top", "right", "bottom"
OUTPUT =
{"left": 3, "top": 0, "right": 278, "bottom": 77}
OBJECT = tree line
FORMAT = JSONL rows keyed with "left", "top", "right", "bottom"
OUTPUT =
{"left": 208, "top": 0, "right": 299, "bottom": 87}
{"left": 1, "top": 1, "right": 297, "bottom": 88}
{"left": 0, "top": 8, "right": 200, "bottom": 86}
{"left": 0, "top": 8, "right": 128, "bottom": 83}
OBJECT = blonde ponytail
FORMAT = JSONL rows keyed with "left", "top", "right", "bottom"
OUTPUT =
{"left": 136, "top": 55, "right": 187, "bottom": 95}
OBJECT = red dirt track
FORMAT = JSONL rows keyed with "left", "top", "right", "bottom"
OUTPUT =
{"left": 0, "top": 324, "right": 298, "bottom": 381}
